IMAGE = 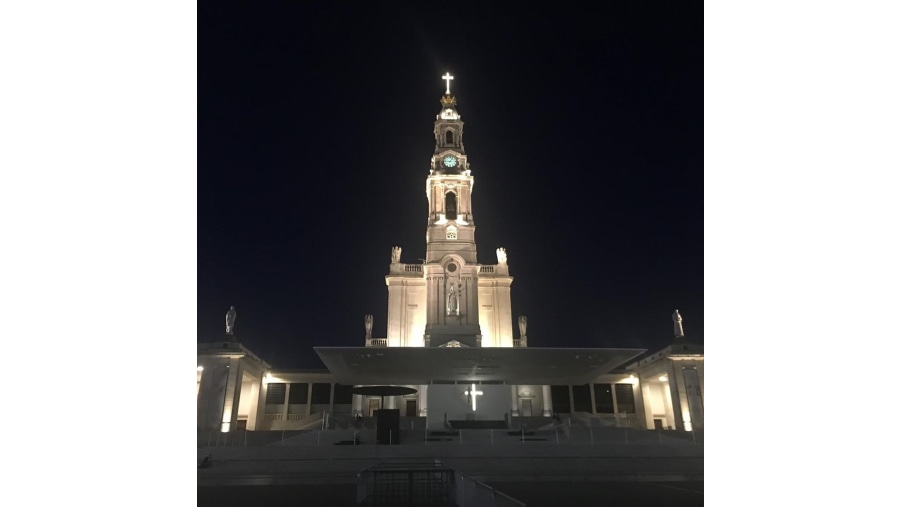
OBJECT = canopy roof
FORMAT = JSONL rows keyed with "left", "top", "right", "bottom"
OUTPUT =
{"left": 314, "top": 347, "right": 646, "bottom": 385}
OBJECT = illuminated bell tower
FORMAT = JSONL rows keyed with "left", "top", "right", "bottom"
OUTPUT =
{"left": 385, "top": 74, "right": 514, "bottom": 349}
{"left": 421, "top": 74, "right": 482, "bottom": 347}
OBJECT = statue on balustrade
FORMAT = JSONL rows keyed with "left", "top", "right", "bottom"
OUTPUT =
{"left": 225, "top": 305, "right": 237, "bottom": 335}
{"left": 364, "top": 314, "right": 373, "bottom": 338}
{"left": 672, "top": 309, "right": 684, "bottom": 338}
{"left": 496, "top": 247, "right": 507, "bottom": 265}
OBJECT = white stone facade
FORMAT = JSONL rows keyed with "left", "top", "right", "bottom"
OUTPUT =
{"left": 630, "top": 343, "right": 705, "bottom": 431}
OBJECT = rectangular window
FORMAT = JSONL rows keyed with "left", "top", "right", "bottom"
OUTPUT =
{"left": 265, "top": 383, "right": 286, "bottom": 404}
{"left": 550, "top": 385, "right": 570, "bottom": 414}
{"left": 615, "top": 384, "right": 636, "bottom": 414}
{"left": 572, "top": 384, "right": 592, "bottom": 412}
{"left": 289, "top": 383, "right": 309, "bottom": 404}
{"left": 311, "top": 383, "right": 331, "bottom": 404}
{"left": 593, "top": 383, "right": 614, "bottom": 413}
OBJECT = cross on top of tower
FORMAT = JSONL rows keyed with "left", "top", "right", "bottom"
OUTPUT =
{"left": 442, "top": 72, "right": 454, "bottom": 95}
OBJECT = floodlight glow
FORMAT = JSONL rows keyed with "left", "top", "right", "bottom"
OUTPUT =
{"left": 659, "top": 375, "right": 668, "bottom": 382}
{"left": 197, "top": 366, "right": 204, "bottom": 371}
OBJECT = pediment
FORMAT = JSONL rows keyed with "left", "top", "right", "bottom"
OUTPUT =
{"left": 439, "top": 340, "right": 469, "bottom": 348}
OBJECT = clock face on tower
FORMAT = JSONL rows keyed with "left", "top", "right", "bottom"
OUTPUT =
{"left": 442, "top": 155, "right": 458, "bottom": 168}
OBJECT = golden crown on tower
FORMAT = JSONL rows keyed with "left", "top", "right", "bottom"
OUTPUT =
{"left": 440, "top": 94, "right": 457, "bottom": 107}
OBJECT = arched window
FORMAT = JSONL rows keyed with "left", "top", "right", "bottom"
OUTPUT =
{"left": 446, "top": 225, "right": 458, "bottom": 240}
{"left": 445, "top": 130, "right": 454, "bottom": 144}
{"left": 445, "top": 192, "right": 457, "bottom": 220}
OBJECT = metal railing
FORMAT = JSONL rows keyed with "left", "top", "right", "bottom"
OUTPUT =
{"left": 197, "top": 426, "right": 704, "bottom": 449}
{"left": 356, "top": 460, "right": 525, "bottom": 506}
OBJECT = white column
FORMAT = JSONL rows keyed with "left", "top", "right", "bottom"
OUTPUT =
{"left": 589, "top": 383, "right": 597, "bottom": 414}
{"left": 220, "top": 358, "right": 243, "bottom": 432}
{"left": 668, "top": 361, "right": 685, "bottom": 431}
{"left": 510, "top": 385, "right": 519, "bottom": 416}
{"left": 306, "top": 383, "right": 314, "bottom": 415}
{"left": 640, "top": 379, "right": 654, "bottom": 429}
{"left": 611, "top": 383, "right": 618, "bottom": 413}
{"left": 246, "top": 380, "right": 260, "bottom": 430}
{"left": 329, "top": 383, "right": 336, "bottom": 415}
{"left": 419, "top": 384, "right": 428, "bottom": 417}
{"left": 661, "top": 377, "right": 676, "bottom": 430}
{"left": 542, "top": 385, "right": 552, "bottom": 416}
{"left": 256, "top": 375, "right": 269, "bottom": 430}
{"left": 282, "top": 383, "right": 291, "bottom": 420}
{"left": 632, "top": 379, "right": 648, "bottom": 429}
{"left": 352, "top": 390, "right": 363, "bottom": 416}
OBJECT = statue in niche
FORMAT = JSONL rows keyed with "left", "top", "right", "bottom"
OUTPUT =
{"left": 518, "top": 315, "right": 527, "bottom": 338}
{"left": 225, "top": 305, "right": 237, "bottom": 335}
{"left": 364, "top": 314, "right": 373, "bottom": 338}
{"left": 391, "top": 246, "right": 402, "bottom": 264}
{"left": 496, "top": 247, "right": 507, "bottom": 265}
{"left": 672, "top": 309, "right": 684, "bottom": 338}
{"left": 447, "top": 283, "right": 460, "bottom": 315}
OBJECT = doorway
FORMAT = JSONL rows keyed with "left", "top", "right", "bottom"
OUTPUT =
{"left": 406, "top": 399, "right": 418, "bottom": 417}
{"left": 367, "top": 399, "right": 381, "bottom": 417}
{"left": 521, "top": 399, "right": 533, "bottom": 417}
{"left": 653, "top": 418, "right": 664, "bottom": 430}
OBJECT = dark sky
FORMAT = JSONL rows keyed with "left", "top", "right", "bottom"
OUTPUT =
{"left": 198, "top": 3, "right": 703, "bottom": 369}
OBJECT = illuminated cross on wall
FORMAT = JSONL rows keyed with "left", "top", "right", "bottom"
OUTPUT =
{"left": 442, "top": 72, "right": 454, "bottom": 94}
{"left": 464, "top": 383, "right": 484, "bottom": 411}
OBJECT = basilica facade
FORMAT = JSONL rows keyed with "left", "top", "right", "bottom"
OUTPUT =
{"left": 197, "top": 76, "right": 704, "bottom": 434}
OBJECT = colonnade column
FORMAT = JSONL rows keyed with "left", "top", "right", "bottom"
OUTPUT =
{"left": 542, "top": 385, "right": 552, "bottom": 416}
{"left": 282, "top": 383, "right": 291, "bottom": 421}
{"left": 510, "top": 385, "right": 519, "bottom": 417}
{"left": 255, "top": 375, "right": 269, "bottom": 430}
{"left": 610, "top": 382, "right": 618, "bottom": 413}
{"left": 220, "top": 358, "right": 243, "bottom": 432}
{"left": 329, "top": 383, "right": 336, "bottom": 415}
{"left": 352, "top": 389, "right": 363, "bottom": 417}
{"left": 419, "top": 384, "right": 428, "bottom": 417}
{"left": 589, "top": 383, "right": 597, "bottom": 414}
{"left": 668, "top": 360, "right": 685, "bottom": 431}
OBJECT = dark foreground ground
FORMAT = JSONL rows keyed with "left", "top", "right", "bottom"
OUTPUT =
{"left": 198, "top": 481, "right": 704, "bottom": 506}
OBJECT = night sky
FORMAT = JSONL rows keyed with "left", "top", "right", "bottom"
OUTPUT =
{"left": 198, "top": 3, "right": 703, "bottom": 369}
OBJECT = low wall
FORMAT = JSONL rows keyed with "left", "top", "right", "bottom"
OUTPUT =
{"left": 198, "top": 428, "right": 703, "bottom": 486}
